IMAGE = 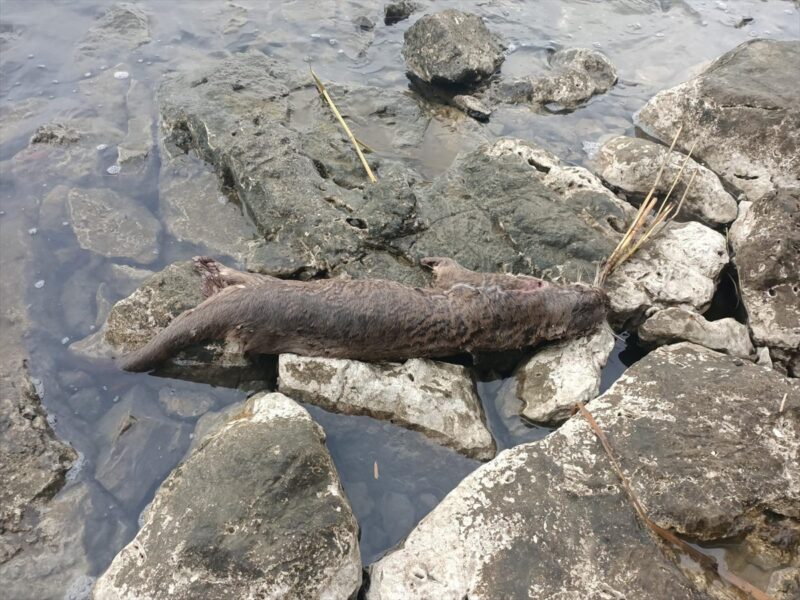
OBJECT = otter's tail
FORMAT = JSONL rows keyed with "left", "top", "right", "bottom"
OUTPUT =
{"left": 116, "top": 293, "right": 236, "bottom": 373}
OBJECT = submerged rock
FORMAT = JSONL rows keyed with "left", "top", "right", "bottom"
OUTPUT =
{"left": 93, "top": 392, "right": 361, "bottom": 599}
{"left": 385, "top": 0, "right": 419, "bottom": 25}
{"left": 278, "top": 355, "right": 495, "bottom": 460}
{"left": 368, "top": 343, "right": 799, "bottom": 599}
{"left": 402, "top": 10, "right": 504, "bottom": 86}
{"left": 637, "top": 39, "right": 800, "bottom": 200}
{"left": 68, "top": 188, "right": 161, "bottom": 264}
{"left": 501, "top": 326, "right": 615, "bottom": 425}
{"left": 604, "top": 221, "right": 729, "bottom": 328}
{"left": 30, "top": 122, "right": 80, "bottom": 146}
{"left": 730, "top": 189, "right": 800, "bottom": 375}
{"left": 594, "top": 136, "right": 738, "bottom": 227}
{"left": 76, "top": 3, "right": 151, "bottom": 59}
{"left": 639, "top": 307, "right": 754, "bottom": 359}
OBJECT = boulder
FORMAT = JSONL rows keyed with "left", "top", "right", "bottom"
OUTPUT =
{"left": 76, "top": 3, "right": 151, "bottom": 59}
{"left": 636, "top": 40, "right": 800, "bottom": 200}
{"left": 402, "top": 10, "right": 504, "bottom": 86}
{"left": 385, "top": 1, "right": 420, "bottom": 25}
{"left": 72, "top": 261, "right": 271, "bottom": 388}
{"left": 594, "top": 136, "right": 738, "bottom": 227}
{"left": 500, "top": 326, "right": 615, "bottom": 425}
{"left": 639, "top": 307, "right": 754, "bottom": 359}
{"left": 729, "top": 189, "right": 800, "bottom": 375}
{"left": 278, "top": 354, "right": 495, "bottom": 460}
{"left": 368, "top": 343, "right": 799, "bottom": 599}
{"left": 93, "top": 392, "right": 361, "bottom": 600}
{"left": 604, "top": 221, "right": 729, "bottom": 328}
{"left": 67, "top": 188, "right": 161, "bottom": 264}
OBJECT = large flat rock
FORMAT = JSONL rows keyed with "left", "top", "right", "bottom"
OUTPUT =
{"left": 279, "top": 354, "right": 495, "bottom": 460}
{"left": 93, "top": 392, "right": 361, "bottom": 599}
{"left": 368, "top": 343, "right": 799, "bottom": 599}
{"left": 636, "top": 39, "right": 800, "bottom": 200}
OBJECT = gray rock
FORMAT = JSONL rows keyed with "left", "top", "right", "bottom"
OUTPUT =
{"left": 30, "top": 122, "right": 80, "bottom": 145}
{"left": 94, "top": 386, "right": 190, "bottom": 507}
{"left": 68, "top": 188, "right": 161, "bottom": 264}
{"left": 117, "top": 79, "right": 153, "bottom": 165}
{"left": 278, "top": 354, "right": 495, "bottom": 460}
{"left": 636, "top": 40, "right": 800, "bottom": 200}
{"left": 594, "top": 136, "right": 739, "bottom": 227}
{"left": 604, "top": 220, "right": 729, "bottom": 328}
{"left": 385, "top": 1, "right": 419, "bottom": 25}
{"left": 729, "top": 189, "right": 800, "bottom": 375}
{"left": 157, "top": 386, "right": 216, "bottom": 419}
{"left": 368, "top": 343, "right": 799, "bottom": 599}
{"left": 501, "top": 326, "right": 615, "bottom": 425}
{"left": 639, "top": 307, "right": 754, "bottom": 359}
{"left": 93, "top": 392, "right": 361, "bottom": 600}
{"left": 451, "top": 94, "right": 492, "bottom": 121}
{"left": 76, "top": 3, "right": 151, "bottom": 58}
{"left": 533, "top": 47, "right": 618, "bottom": 108}
{"left": 402, "top": 10, "right": 504, "bottom": 86}
{"left": 354, "top": 15, "right": 375, "bottom": 31}
{"left": 79, "top": 261, "right": 271, "bottom": 388}
{"left": 1, "top": 481, "right": 132, "bottom": 600}
{"left": 158, "top": 153, "right": 258, "bottom": 263}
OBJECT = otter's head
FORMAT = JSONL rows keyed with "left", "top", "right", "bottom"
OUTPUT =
{"left": 564, "top": 283, "right": 610, "bottom": 336}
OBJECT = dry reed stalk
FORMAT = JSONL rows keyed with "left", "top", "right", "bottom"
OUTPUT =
{"left": 576, "top": 403, "right": 774, "bottom": 600}
{"left": 310, "top": 68, "right": 377, "bottom": 183}
{"left": 596, "top": 128, "right": 701, "bottom": 286}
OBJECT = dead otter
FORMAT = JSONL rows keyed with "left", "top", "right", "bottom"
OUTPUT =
{"left": 117, "top": 256, "right": 609, "bottom": 373}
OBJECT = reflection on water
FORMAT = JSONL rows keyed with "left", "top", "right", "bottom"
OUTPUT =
{"left": 1, "top": 0, "right": 797, "bottom": 594}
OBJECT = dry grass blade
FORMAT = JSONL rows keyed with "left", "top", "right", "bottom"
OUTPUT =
{"left": 310, "top": 68, "right": 377, "bottom": 183}
{"left": 596, "top": 127, "right": 698, "bottom": 286}
{"left": 576, "top": 403, "right": 775, "bottom": 600}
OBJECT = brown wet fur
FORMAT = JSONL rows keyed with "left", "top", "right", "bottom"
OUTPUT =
{"left": 118, "top": 257, "right": 610, "bottom": 372}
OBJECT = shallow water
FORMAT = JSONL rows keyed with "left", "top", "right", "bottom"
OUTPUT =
{"left": 1, "top": 0, "right": 798, "bottom": 595}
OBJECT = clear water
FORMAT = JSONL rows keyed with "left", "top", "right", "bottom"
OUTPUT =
{"left": 1, "top": 0, "right": 797, "bottom": 594}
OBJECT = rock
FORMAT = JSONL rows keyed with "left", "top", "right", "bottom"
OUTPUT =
{"left": 278, "top": 355, "right": 495, "bottom": 460}
{"left": 534, "top": 47, "right": 618, "bottom": 108}
{"left": 0, "top": 97, "right": 48, "bottom": 154}
{"left": 93, "top": 392, "right": 361, "bottom": 600}
{"left": 1, "top": 481, "right": 132, "bottom": 600}
{"left": 604, "top": 221, "right": 729, "bottom": 328}
{"left": 117, "top": 79, "right": 153, "bottom": 165}
{"left": 367, "top": 343, "right": 799, "bottom": 599}
{"left": 354, "top": 15, "right": 375, "bottom": 31}
{"left": 729, "top": 189, "right": 800, "bottom": 375}
{"left": 79, "top": 261, "right": 272, "bottom": 388}
{"left": 157, "top": 386, "right": 217, "bottom": 419}
{"left": 30, "top": 122, "right": 80, "bottom": 145}
{"left": 402, "top": 10, "right": 504, "bottom": 86}
{"left": 501, "top": 326, "right": 615, "bottom": 425}
{"left": 385, "top": 1, "right": 419, "bottom": 25}
{"left": 636, "top": 40, "right": 800, "bottom": 200}
{"left": 158, "top": 153, "right": 259, "bottom": 263}
{"left": 76, "top": 3, "right": 151, "bottom": 58}
{"left": 94, "top": 386, "right": 190, "bottom": 508}
{"left": 639, "top": 307, "right": 754, "bottom": 359}
{"left": 594, "top": 136, "right": 738, "bottom": 227}
{"left": 407, "top": 138, "right": 633, "bottom": 280}
{"left": 67, "top": 188, "right": 161, "bottom": 264}
{"left": 451, "top": 94, "right": 492, "bottom": 121}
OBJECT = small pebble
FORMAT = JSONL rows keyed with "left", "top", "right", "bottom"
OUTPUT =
{"left": 106, "top": 164, "right": 121, "bottom": 175}
{"left": 310, "top": 33, "right": 321, "bottom": 38}
{"left": 52, "top": 79, "right": 59, "bottom": 84}
{"left": 217, "top": 195, "right": 228, "bottom": 205}
{"left": 61, "top": 337, "right": 70, "bottom": 345}
{"left": 100, "top": 65, "right": 108, "bottom": 70}
{"left": 34, "top": 280, "right": 45, "bottom": 289}
{"left": 27, "top": 54, "right": 34, "bottom": 59}
{"left": 137, "top": 58, "right": 144, "bottom": 63}
{"left": 62, "top": 221, "right": 69, "bottom": 226}
{"left": 328, "top": 38, "right": 337, "bottom": 46}
{"left": 655, "top": 32, "right": 665, "bottom": 38}
{"left": 84, "top": 72, "right": 92, "bottom": 77}
{"left": 96, "top": 143, "right": 108, "bottom": 151}
{"left": 28, "top": 227, "right": 38, "bottom": 235}
{"left": 14, "top": 82, "right": 20, "bottom": 87}
{"left": 113, "top": 71, "right": 130, "bottom": 80}
{"left": 37, "top": 64, "right": 46, "bottom": 69}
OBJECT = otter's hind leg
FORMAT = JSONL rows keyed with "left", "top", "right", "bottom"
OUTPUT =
{"left": 194, "top": 256, "right": 276, "bottom": 297}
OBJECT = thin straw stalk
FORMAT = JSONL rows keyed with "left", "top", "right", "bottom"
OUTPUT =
{"left": 310, "top": 68, "right": 377, "bottom": 183}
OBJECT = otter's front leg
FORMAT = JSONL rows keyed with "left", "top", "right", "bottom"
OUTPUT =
{"left": 420, "top": 257, "right": 549, "bottom": 292}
